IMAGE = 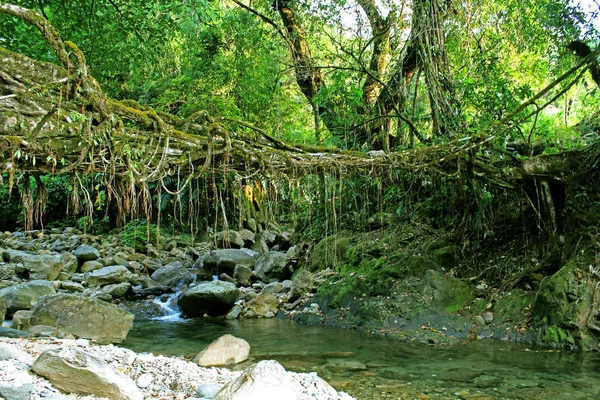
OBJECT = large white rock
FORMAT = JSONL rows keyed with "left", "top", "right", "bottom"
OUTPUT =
{"left": 32, "top": 347, "right": 143, "bottom": 400}
{"left": 193, "top": 334, "right": 250, "bottom": 367}
{"left": 215, "top": 360, "right": 298, "bottom": 400}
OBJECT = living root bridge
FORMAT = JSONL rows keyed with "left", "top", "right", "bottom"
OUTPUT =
{"left": 0, "top": 4, "right": 597, "bottom": 209}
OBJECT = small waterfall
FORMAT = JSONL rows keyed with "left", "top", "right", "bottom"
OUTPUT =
{"left": 152, "top": 281, "right": 186, "bottom": 321}
{"left": 152, "top": 292, "right": 183, "bottom": 321}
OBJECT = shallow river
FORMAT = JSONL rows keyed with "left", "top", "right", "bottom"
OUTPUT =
{"left": 121, "top": 318, "right": 600, "bottom": 400}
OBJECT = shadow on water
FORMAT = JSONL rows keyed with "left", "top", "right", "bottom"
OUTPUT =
{"left": 121, "top": 318, "right": 600, "bottom": 400}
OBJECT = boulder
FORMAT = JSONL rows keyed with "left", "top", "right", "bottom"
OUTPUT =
{"left": 22, "top": 254, "right": 63, "bottom": 280}
{"left": 131, "top": 276, "right": 171, "bottom": 297}
{"left": 243, "top": 293, "right": 280, "bottom": 317}
{"left": 30, "top": 294, "right": 134, "bottom": 344}
{"left": 101, "top": 282, "right": 131, "bottom": 298}
{"left": 85, "top": 265, "right": 133, "bottom": 287}
{"left": 233, "top": 264, "right": 253, "bottom": 287}
{"left": 61, "top": 281, "right": 85, "bottom": 293}
{"left": 239, "top": 229, "right": 256, "bottom": 246}
{"left": 215, "top": 360, "right": 298, "bottom": 400}
{"left": 80, "top": 260, "right": 104, "bottom": 273}
{"left": 32, "top": 347, "right": 143, "bottom": 400}
{"left": 0, "top": 327, "right": 29, "bottom": 338}
{"left": 1, "top": 249, "right": 34, "bottom": 263}
{"left": 203, "top": 249, "right": 258, "bottom": 276}
{"left": 0, "top": 280, "right": 55, "bottom": 317}
{"left": 289, "top": 270, "right": 314, "bottom": 301}
{"left": 250, "top": 239, "right": 269, "bottom": 255}
{"left": 193, "top": 334, "right": 250, "bottom": 366}
{"left": 59, "top": 252, "right": 78, "bottom": 275}
{"left": 178, "top": 281, "right": 239, "bottom": 317}
{"left": 0, "top": 342, "right": 29, "bottom": 360}
{"left": 215, "top": 230, "right": 245, "bottom": 249}
{"left": 72, "top": 245, "right": 100, "bottom": 262}
{"left": 261, "top": 282, "right": 282, "bottom": 294}
{"left": 11, "top": 310, "right": 33, "bottom": 331}
{"left": 254, "top": 252, "right": 292, "bottom": 283}
{"left": 151, "top": 261, "right": 194, "bottom": 289}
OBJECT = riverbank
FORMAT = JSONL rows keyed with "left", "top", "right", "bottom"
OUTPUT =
{"left": 0, "top": 336, "right": 354, "bottom": 399}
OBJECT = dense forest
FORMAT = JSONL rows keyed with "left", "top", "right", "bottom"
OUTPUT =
{"left": 1, "top": 0, "right": 600, "bottom": 352}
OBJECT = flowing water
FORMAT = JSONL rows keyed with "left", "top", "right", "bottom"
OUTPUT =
{"left": 121, "top": 318, "right": 600, "bottom": 400}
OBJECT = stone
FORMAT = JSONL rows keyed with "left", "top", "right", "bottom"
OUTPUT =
{"left": 80, "top": 260, "right": 104, "bottom": 273}
{"left": 72, "top": 245, "right": 100, "bottom": 262}
{"left": 261, "top": 282, "right": 282, "bottom": 294}
{"left": 0, "top": 327, "right": 29, "bottom": 338}
{"left": 243, "top": 218, "right": 257, "bottom": 232}
{"left": 254, "top": 252, "right": 292, "bottom": 283}
{"left": 281, "top": 280, "right": 293, "bottom": 293}
{"left": 239, "top": 229, "right": 256, "bottom": 246}
{"left": 197, "top": 383, "right": 224, "bottom": 398}
{"left": 32, "top": 347, "right": 143, "bottom": 400}
{"left": 102, "top": 282, "right": 131, "bottom": 298}
{"left": 289, "top": 269, "right": 313, "bottom": 301}
{"left": 178, "top": 281, "right": 239, "bottom": 317}
{"left": 215, "top": 230, "right": 245, "bottom": 249}
{"left": 203, "top": 249, "right": 258, "bottom": 276}
{"left": 473, "top": 316, "right": 486, "bottom": 327}
{"left": 250, "top": 239, "right": 269, "bottom": 256}
{"left": 22, "top": 254, "right": 63, "bottom": 280}
{"left": 151, "top": 261, "right": 194, "bottom": 290}
{"left": 85, "top": 265, "right": 133, "bottom": 287}
{"left": 482, "top": 312, "right": 494, "bottom": 324}
{"left": 131, "top": 276, "right": 171, "bottom": 297}
{"left": 0, "top": 342, "right": 29, "bottom": 360}
{"left": 256, "top": 230, "right": 277, "bottom": 246}
{"left": 59, "top": 252, "right": 78, "bottom": 275}
{"left": 136, "top": 373, "right": 153, "bottom": 388}
{"left": 233, "top": 264, "right": 253, "bottom": 287}
{"left": 30, "top": 293, "right": 134, "bottom": 344}
{"left": 1, "top": 249, "right": 34, "bottom": 263}
{"left": 0, "top": 280, "right": 55, "bottom": 317}
{"left": 215, "top": 360, "right": 298, "bottom": 400}
{"left": 244, "top": 293, "right": 279, "bottom": 317}
{"left": 226, "top": 305, "right": 242, "bottom": 320}
{"left": 11, "top": 310, "right": 33, "bottom": 331}
{"left": 61, "top": 281, "right": 85, "bottom": 293}
{"left": 193, "top": 334, "right": 250, "bottom": 366}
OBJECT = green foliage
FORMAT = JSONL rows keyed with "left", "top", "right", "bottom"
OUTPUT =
{"left": 120, "top": 219, "right": 158, "bottom": 252}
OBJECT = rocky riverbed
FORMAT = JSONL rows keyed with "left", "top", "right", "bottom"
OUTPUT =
{"left": 0, "top": 336, "right": 354, "bottom": 399}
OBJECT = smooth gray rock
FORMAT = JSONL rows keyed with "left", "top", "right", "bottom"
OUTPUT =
{"left": 32, "top": 347, "right": 143, "bottom": 400}
{"left": 0, "top": 280, "right": 55, "bottom": 317}
{"left": 85, "top": 265, "right": 132, "bottom": 287}
{"left": 254, "top": 252, "right": 292, "bottom": 283}
{"left": 0, "top": 342, "right": 29, "bottom": 360}
{"left": 203, "top": 249, "right": 258, "bottom": 276}
{"left": 0, "top": 377, "right": 33, "bottom": 400}
{"left": 30, "top": 294, "right": 134, "bottom": 344}
{"left": 151, "top": 261, "right": 194, "bottom": 290}
{"left": 101, "top": 282, "right": 131, "bottom": 298}
{"left": 72, "top": 245, "right": 100, "bottom": 262}
{"left": 1, "top": 249, "right": 34, "bottom": 263}
{"left": 288, "top": 270, "right": 313, "bottom": 301}
{"left": 197, "top": 384, "right": 223, "bottom": 399}
{"left": 0, "top": 327, "right": 29, "bottom": 338}
{"left": 193, "top": 334, "right": 250, "bottom": 366}
{"left": 178, "top": 281, "right": 239, "bottom": 317}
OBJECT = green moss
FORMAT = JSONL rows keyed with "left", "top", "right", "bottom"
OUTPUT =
{"left": 539, "top": 326, "right": 575, "bottom": 347}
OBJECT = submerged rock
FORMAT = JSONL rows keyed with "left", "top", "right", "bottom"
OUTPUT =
{"left": 178, "top": 281, "right": 239, "bottom": 317}
{"left": 193, "top": 334, "right": 250, "bottom": 367}
{"left": 32, "top": 347, "right": 143, "bottom": 400}
{"left": 29, "top": 294, "right": 134, "bottom": 344}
